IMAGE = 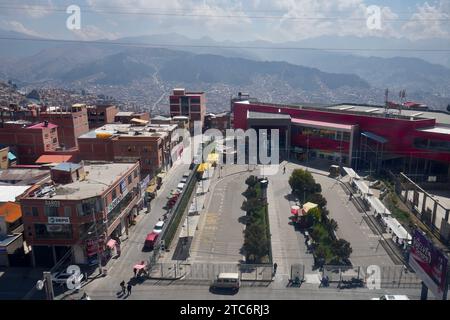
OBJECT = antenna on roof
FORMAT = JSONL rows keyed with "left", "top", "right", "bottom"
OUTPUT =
{"left": 384, "top": 88, "right": 389, "bottom": 115}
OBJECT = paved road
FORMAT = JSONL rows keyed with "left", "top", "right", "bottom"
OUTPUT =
{"left": 267, "top": 162, "right": 315, "bottom": 283}
{"left": 191, "top": 165, "right": 248, "bottom": 263}
{"left": 67, "top": 161, "right": 190, "bottom": 298}
{"left": 70, "top": 282, "right": 426, "bottom": 300}
{"left": 282, "top": 163, "right": 394, "bottom": 267}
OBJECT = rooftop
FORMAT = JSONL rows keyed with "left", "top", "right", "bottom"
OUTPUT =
{"left": 0, "top": 185, "right": 30, "bottom": 202}
{"left": 0, "top": 168, "right": 50, "bottom": 185}
{"left": 291, "top": 118, "right": 354, "bottom": 131}
{"left": 52, "top": 162, "right": 82, "bottom": 172}
{"left": 27, "top": 122, "right": 58, "bottom": 130}
{"left": 36, "top": 154, "right": 73, "bottom": 164}
{"left": 115, "top": 111, "right": 134, "bottom": 117}
{"left": 237, "top": 101, "right": 450, "bottom": 125}
{"left": 25, "top": 163, "right": 136, "bottom": 200}
{"left": 79, "top": 124, "right": 169, "bottom": 139}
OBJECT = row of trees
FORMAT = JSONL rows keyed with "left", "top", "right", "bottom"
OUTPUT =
{"left": 241, "top": 175, "right": 271, "bottom": 264}
{"left": 289, "top": 169, "right": 352, "bottom": 266}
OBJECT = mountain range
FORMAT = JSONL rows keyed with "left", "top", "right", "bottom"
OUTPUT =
{"left": 0, "top": 30, "right": 449, "bottom": 111}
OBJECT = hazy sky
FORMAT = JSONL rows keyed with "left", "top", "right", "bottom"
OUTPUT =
{"left": 0, "top": 0, "right": 449, "bottom": 42}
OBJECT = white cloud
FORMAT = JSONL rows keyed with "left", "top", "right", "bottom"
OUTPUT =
{"left": 71, "top": 25, "right": 121, "bottom": 41}
{"left": 0, "top": 0, "right": 55, "bottom": 19}
{"left": 0, "top": 20, "right": 44, "bottom": 37}
{"left": 401, "top": 1, "right": 450, "bottom": 40}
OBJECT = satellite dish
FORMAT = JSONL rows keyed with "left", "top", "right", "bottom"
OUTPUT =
{"left": 36, "top": 280, "right": 44, "bottom": 290}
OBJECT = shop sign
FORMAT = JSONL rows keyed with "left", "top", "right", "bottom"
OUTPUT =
{"left": 46, "top": 225, "right": 63, "bottom": 232}
{"left": 45, "top": 200, "right": 60, "bottom": 207}
{"left": 48, "top": 217, "right": 70, "bottom": 224}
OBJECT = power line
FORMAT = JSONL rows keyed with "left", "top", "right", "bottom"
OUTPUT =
{"left": 1, "top": 36, "right": 450, "bottom": 53}
{"left": 0, "top": 4, "right": 449, "bottom": 22}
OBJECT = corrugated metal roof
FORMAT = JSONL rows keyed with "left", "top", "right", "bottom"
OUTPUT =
{"left": 35, "top": 154, "right": 72, "bottom": 164}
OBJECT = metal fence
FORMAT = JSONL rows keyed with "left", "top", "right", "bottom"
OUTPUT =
{"left": 148, "top": 262, "right": 273, "bottom": 282}
{"left": 322, "top": 265, "right": 422, "bottom": 289}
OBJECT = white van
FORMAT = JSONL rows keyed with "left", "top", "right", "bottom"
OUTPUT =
{"left": 372, "top": 295, "right": 410, "bottom": 300}
{"left": 211, "top": 273, "right": 240, "bottom": 291}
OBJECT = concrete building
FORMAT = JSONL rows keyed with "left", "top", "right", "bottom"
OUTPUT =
{"left": 20, "top": 161, "right": 141, "bottom": 267}
{"left": 86, "top": 104, "right": 119, "bottom": 129}
{"left": 170, "top": 88, "right": 206, "bottom": 131}
{"left": 0, "top": 121, "right": 59, "bottom": 164}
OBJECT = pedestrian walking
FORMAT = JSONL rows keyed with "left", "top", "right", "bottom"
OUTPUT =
{"left": 133, "top": 268, "right": 137, "bottom": 278}
{"left": 283, "top": 166, "right": 286, "bottom": 174}
{"left": 273, "top": 262, "right": 278, "bottom": 276}
{"left": 127, "top": 283, "right": 132, "bottom": 295}
{"left": 120, "top": 280, "right": 126, "bottom": 294}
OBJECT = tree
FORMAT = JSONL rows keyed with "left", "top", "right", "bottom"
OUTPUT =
{"left": 241, "top": 198, "right": 263, "bottom": 214}
{"left": 245, "top": 175, "right": 259, "bottom": 188}
{"left": 243, "top": 223, "right": 269, "bottom": 263}
{"left": 326, "top": 218, "right": 338, "bottom": 235}
{"left": 289, "top": 169, "right": 321, "bottom": 200}
{"left": 243, "top": 186, "right": 257, "bottom": 199}
{"left": 332, "top": 239, "right": 352, "bottom": 263}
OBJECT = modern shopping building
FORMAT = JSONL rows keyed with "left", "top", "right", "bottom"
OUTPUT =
{"left": 19, "top": 161, "right": 141, "bottom": 267}
{"left": 233, "top": 100, "right": 450, "bottom": 181}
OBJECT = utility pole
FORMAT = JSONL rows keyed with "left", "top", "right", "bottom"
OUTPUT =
{"left": 43, "top": 272, "right": 54, "bottom": 300}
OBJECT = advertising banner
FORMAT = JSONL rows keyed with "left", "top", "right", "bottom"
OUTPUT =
{"left": 409, "top": 230, "right": 448, "bottom": 299}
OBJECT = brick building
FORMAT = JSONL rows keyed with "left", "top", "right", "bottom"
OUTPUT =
{"left": 20, "top": 161, "right": 141, "bottom": 267}
{"left": 169, "top": 88, "right": 206, "bottom": 131}
{"left": 86, "top": 104, "right": 119, "bottom": 129}
{"left": 78, "top": 123, "right": 181, "bottom": 177}
{"left": 0, "top": 121, "right": 59, "bottom": 164}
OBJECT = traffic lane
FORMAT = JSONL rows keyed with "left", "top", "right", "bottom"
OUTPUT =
{"left": 191, "top": 168, "right": 247, "bottom": 263}
{"left": 86, "top": 284, "right": 423, "bottom": 300}
{"left": 85, "top": 163, "right": 190, "bottom": 292}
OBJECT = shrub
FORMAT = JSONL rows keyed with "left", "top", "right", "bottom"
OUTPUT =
{"left": 245, "top": 175, "right": 259, "bottom": 188}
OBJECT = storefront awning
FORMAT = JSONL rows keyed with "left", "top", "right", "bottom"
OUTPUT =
{"left": 146, "top": 185, "right": 157, "bottom": 193}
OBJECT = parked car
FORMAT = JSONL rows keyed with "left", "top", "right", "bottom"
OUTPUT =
{"left": 153, "top": 221, "right": 165, "bottom": 234}
{"left": 183, "top": 171, "right": 190, "bottom": 178}
{"left": 144, "top": 232, "right": 159, "bottom": 250}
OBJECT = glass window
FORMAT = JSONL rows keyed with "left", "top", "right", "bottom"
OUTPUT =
{"left": 34, "top": 223, "right": 72, "bottom": 239}
{"left": 133, "top": 169, "right": 138, "bottom": 178}
{"left": 64, "top": 206, "right": 72, "bottom": 217}
{"left": 190, "top": 97, "right": 201, "bottom": 104}
{"left": 23, "top": 206, "right": 31, "bottom": 216}
{"left": 32, "top": 207, "right": 39, "bottom": 216}
{"left": 44, "top": 206, "right": 58, "bottom": 217}
{"left": 128, "top": 175, "right": 132, "bottom": 184}
{"left": 112, "top": 189, "right": 117, "bottom": 200}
